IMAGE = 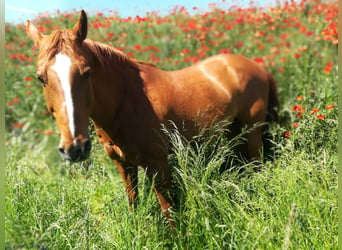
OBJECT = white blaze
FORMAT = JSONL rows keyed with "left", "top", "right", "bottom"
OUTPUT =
{"left": 51, "top": 53, "right": 75, "bottom": 137}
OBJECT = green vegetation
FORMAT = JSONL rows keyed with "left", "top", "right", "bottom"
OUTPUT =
{"left": 5, "top": 0, "right": 337, "bottom": 248}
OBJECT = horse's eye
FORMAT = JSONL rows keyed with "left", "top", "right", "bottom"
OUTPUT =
{"left": 36, "top": 74, "right": 46, "bottom": 84}
{"left": 82, "top": 68, "right": 92, "bottom": 79}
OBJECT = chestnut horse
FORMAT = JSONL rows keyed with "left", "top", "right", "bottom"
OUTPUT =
{"left": 26, "top": 10, "right": 278, "bottom": 226}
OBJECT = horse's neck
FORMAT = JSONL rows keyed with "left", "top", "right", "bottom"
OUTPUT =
{"left": 87, "top": 47, "right": 147, "bottom": 133}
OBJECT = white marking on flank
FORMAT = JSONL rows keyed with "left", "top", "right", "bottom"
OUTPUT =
{"left": 219, "top": 57, "right": 239, "bottom": 87}
{"left": 51, "top": 53, "right": 75, "bottom": 137}
{"left": 198, "top": 61, "right": 231, "bottom": 99}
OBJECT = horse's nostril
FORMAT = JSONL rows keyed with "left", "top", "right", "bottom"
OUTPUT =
{"left": 58, "top": 140, "right": 91, "bottom": 162}
{"left": 58, "top": 145, "right": 80, "bottom": 161}
{"left": 69, "top": 145, "right": 82, "bottom": 160}
{"left": 58, "top": 147, "right": 65, "bottom": 154}
{"left": 84, "top": 139, "right": 92, "bottom": 153}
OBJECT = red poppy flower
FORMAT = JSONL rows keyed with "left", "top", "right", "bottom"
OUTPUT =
{"left": 295, "top": 113, "right": 303, "bottom": 119}
{"left": 296, "top": 96, "right": 304, "bottom": 101}
{"left": 324, "top": 62, "right": 333, "bottom": 74}
{"left": 180, "top": 49, "right": 190, "bottom": 54}
{"left": 44, "top": 130, "right": 54, "bottom": 135}
{"left": 133, "top": 44, "right": 142, "bottom": 51}
{"left": 310, "top": 108, "right": 320, "bottom": 114}
{"left": 13, "top": 122, "right": 24, "bottom": 128}
{"left": 220, "top": 49, "right": 231, "bottom": 54}
{"left": 253, "top": 58, "right": 264, "bottom": 63}
{"left": 292, "top": 105, "right": 305, "bottom": 112}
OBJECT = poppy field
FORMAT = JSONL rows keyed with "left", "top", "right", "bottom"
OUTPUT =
{"left": 5, "top": 0, "right": 337, "bottom": 248}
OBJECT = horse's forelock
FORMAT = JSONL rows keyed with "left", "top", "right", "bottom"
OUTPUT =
{"left": 39, "top": 30, "right": 80, "bottom": 61}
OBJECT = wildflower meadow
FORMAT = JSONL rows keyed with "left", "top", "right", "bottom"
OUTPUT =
{"left": 5, "top": 0, "right": 337, "bottom": 249}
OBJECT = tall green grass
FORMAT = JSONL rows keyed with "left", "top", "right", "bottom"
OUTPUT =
{"left": 5, "top": 113, "right": 337, "bottom": 248}
{"left": 5, "top": 0, "right": 337, "bottom": 249}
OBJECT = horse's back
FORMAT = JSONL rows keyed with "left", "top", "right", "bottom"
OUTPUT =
{"left": 168, "top": 54, "right": 270, "bottom": 124}
{"left": 188, "top": 53, "right": 269, "bottom": 92}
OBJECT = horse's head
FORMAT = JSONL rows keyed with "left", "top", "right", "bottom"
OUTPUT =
{"left": 26, "top": 11, "right": 92, "bottom": 162}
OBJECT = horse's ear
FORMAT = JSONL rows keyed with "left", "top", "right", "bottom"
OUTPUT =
{"left": 73, "top": 10, "right": 88, "bottom": 42}
{"left": 25, "top": 20, "right": 43, "bottom": 46}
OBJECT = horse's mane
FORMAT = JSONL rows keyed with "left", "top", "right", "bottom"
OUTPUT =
{"left": 135, "top": 60, "right": 158, "bottom": 68}
{"left": 83, "top": 39, "right": 146, "bottom": 70}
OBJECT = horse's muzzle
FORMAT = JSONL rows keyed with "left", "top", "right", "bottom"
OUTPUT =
{"left": 58, "top": 139, "right": 92, "bottom": 162}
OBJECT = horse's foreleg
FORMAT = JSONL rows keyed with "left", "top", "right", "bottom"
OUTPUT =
{"left": 95, "top": 126, "right": 139, "bottom": 210}
{"left": 114, "top": 160, "right": 139, "bottom": 210}
{"left": 145, "top": 159, "right": 174, "bottom": 227}
{"left": 154, "top": 185, "right": 173, "bottom": 226}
